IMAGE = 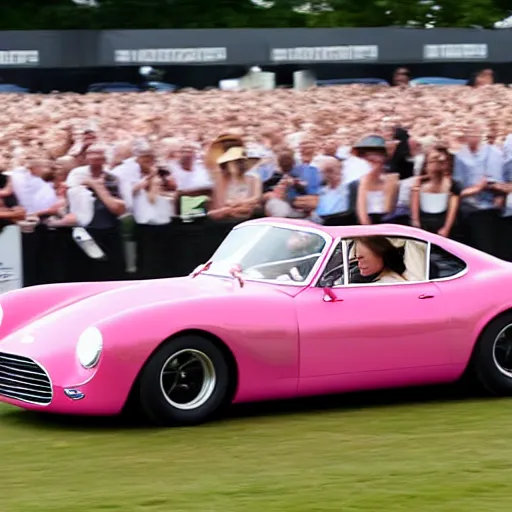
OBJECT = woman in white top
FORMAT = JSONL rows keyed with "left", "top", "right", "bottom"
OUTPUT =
{"left": 208, "top": 147, "right": 262, "bottom": 221}
{"left": 410, "top": 147, "right": 461, "bottom": 238}
{"left": 355, "top": 142, "right": 399, "bottom": 225}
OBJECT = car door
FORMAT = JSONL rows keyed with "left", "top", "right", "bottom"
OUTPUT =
{"left": 294, "top": 237, "right": 455, "bottom": 392}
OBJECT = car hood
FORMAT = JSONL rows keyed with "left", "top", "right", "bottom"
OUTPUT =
{"left": 0, "top": 275, "right": 301, "bottom": 343}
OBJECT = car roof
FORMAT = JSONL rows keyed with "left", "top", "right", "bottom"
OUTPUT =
{"left": 245, "top": 217, "right": 427, "bottom": 238}
{"left": 242, "top": 217, "right": 511, "bottom": 271}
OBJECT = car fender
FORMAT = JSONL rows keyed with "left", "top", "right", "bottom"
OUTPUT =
{"left": 0, "top": 281, "right": 135, "bottom": 341}
{"left": 446, "top": 271, "right": 512, "bottom": 368}
{"left": 96, "top": 292, "right": 300, "bottom": 404}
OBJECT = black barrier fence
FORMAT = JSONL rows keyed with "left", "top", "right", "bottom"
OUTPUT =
{"left": 21, "top": 218, "right": 241, "bottom": 287}
{"left": 20, "top": 211, "right": 508, "bottom": 288}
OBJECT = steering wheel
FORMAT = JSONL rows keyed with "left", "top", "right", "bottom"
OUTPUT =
{"left": 319, "top": 263, "right": 344, "bottom": 287}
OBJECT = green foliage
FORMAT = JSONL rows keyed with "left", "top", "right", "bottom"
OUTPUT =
{"left": 0, "top": 0, "right": 508, "bottom": 30}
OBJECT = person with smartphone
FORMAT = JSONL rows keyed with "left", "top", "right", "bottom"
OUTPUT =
{"left": 129, "top": 149, "right": 175, "bottom": 279}
{"left": 263, "top": 146, "right": 321, "bottom": 218}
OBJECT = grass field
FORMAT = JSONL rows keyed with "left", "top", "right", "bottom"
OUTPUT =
{"left": 2, "top": 386, "right": 512, "bottom": 512}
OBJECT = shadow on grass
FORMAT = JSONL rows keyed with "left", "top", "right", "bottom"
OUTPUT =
{"left": 0, "top": 380, "right": 493, "bottom": 432}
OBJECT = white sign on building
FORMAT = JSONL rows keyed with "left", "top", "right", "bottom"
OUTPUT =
{"left": 114, "top": 48, "right": 227, "bottom": 64}
{"left": 0, "top": 50, "right": 39, "bottom": 66}
{"left": 271, "top": 45, "right": 378, "bottom": 62}
{"left": 423, "top": 44, "right": 488, "bottom": 60}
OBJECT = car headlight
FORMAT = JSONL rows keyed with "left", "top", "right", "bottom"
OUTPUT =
{"left": 76, "top": 327, "right": 103, "bottom": 369}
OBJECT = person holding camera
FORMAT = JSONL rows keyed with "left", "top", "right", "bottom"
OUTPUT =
{"left": 263, "top": 148, "right": 321, "bottom": 218}
{"left": 129, "top": 148, "right": 175, "bottom": 279}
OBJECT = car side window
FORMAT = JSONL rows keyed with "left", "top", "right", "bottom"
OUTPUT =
{"left": 319, "top": 235, "right": 430, "bottom": 287}
{"left": 346, "top": 236, "right": 428, "bottom": 285}
{"left": 429, "top": 244, "right": 467, "bottom": 280}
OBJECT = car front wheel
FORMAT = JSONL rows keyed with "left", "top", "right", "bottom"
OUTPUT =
{"left": 473, "top": 313, "right": 512, "bottom": 395}
{"left": 138, "top": 335, "right": 231, "bottom": 426}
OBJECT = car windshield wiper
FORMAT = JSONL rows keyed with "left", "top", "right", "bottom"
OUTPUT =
{"left": 191, "top": 261, "right": 212, "bottom": 278}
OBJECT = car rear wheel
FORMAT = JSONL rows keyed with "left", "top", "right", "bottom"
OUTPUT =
{"left": 138, "top": 335, "right": 230, "bottom": 426}
{"left": 473, "top": 313, "right": 512, "bottom": 395}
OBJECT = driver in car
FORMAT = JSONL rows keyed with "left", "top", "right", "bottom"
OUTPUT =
{"left": 352, "top": 236, "right": 407, "bottom": 284}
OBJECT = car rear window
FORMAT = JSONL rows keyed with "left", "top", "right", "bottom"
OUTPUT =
{"left": 429, "top": 244, "right": 467, "bottom": 280}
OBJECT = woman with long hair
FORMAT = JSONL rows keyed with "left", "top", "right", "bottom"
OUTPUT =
{"left": 410, "top": 146, "right": 461, "bottom": 237}
{"left": 208, "top": 147, "right": 262, "bottom": 220}
{"left": 352, "top": 236, "right": 407, "bottom": 284}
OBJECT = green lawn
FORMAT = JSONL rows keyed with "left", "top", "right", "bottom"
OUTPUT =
{"left": 2, "top": 387, "right": 512, "bottom": 512}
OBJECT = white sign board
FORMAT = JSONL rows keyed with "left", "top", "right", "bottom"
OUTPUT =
{"left": 0, "top": 225, "right": 23, "bottom": 294}
{"left": 114, "top": 48, "right": 227, "bottom": 64}
{"left": 0, "top": 50, "right": 39, "bottom": 66}
{"left": 271, "top": 45, "right": 378, "bottom": 62}
{"left": 423, "top": 44, "right": 488, "bottom": 60}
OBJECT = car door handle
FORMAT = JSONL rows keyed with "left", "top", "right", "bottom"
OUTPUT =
{"left": 418, "top": 294, "right": 435, "bottom": 300}
{"left": 323, "top": 288, "right": 343, "bottom": 302}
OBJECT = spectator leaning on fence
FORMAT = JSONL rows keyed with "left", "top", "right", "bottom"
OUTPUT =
{"left": 453, "top": 124, "right": 504, "bottom": 257}
{"left": 66, "top": 144, "right": 126, "bottom": 281}
{"left": 127, "top": 147, "right": 174, "bottom": 279}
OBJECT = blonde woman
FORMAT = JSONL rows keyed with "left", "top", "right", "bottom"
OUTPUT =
{"left": 208, "top": 147, "right": 262, "bottom": 220}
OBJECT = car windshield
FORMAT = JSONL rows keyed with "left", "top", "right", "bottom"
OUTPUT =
{"left": 204, "top": 225, "right": 328, "bottom": 283}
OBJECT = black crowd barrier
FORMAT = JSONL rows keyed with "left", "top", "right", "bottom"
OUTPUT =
{"left": 21, "top": 218, "right": 241, "bottom": 287}
{"left": 19, "top": 211, "right": 511, "bottom": 288}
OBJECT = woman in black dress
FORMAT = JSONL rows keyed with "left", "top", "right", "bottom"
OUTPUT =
{"left": 410, "top": 146, "right": 461, "bottom": 238}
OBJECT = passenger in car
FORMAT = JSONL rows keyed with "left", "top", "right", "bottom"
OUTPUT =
{"left": 352, "top": 236, "right": 407, "bottom": 284}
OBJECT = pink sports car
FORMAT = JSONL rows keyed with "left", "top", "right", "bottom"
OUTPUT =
{"left": 1, "top": 218, "right": 512, "bottom": 426}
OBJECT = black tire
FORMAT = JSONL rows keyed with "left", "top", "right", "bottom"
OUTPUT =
{"left": 473, "top": 312, "right": 512, "bottom": 395}
{"left": 138, "top": 335, "right": 230, "bottom": 426}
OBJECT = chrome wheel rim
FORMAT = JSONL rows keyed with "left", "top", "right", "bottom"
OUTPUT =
{"left": 493, "top": 324, "right": 512, "bottom": 378}
{"left": 159, "top": 349, "right": 217, "bottom": 410}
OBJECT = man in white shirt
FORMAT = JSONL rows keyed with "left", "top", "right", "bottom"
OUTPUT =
{"left": 171, "top": 141, "right": 213, "bottom": 191}
{"left": 127, "top": 148, "right": 174, "bottom": 279}
{"left": 11, "top": 159, "right": 59, "bottom": 218}
{"left": 171, "top": 141, "right": 214, "bottom": 217}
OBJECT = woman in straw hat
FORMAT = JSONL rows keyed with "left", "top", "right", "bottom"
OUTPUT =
{"left": 208, "top": 146, "right": 262, "bottom": 220}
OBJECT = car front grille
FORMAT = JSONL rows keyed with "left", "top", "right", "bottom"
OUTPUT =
{"left": 0, "top": 353, "right": 52, "bottom": 405}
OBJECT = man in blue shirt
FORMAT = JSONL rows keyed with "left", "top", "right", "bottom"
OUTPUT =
{"left": 453, "top": 125, "right": 504, "bottom": 256}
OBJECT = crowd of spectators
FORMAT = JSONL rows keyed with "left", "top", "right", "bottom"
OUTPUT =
{"left": 1, "top": 78, "right": 512, "bottom": 281}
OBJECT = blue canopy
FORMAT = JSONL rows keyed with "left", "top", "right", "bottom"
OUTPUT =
{"left": 0, "top": 84, "right": 29, "bottom": 93}
{"left": 410, "top": 77, "right": 467, "bottom": 86}
{"left": 316, "top": 78, "right": 389, "bottom": 86}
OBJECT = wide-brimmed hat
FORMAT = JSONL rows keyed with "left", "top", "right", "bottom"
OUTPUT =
{"left": 204, "top": 133, "right": 245, "bottom": 171}
{"left": 217, "top": 146, "right": 261, "bottom": 168}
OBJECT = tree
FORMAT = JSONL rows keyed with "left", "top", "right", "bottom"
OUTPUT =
{"left": 0, "top": 0, "right": 509, "bottom": 29}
